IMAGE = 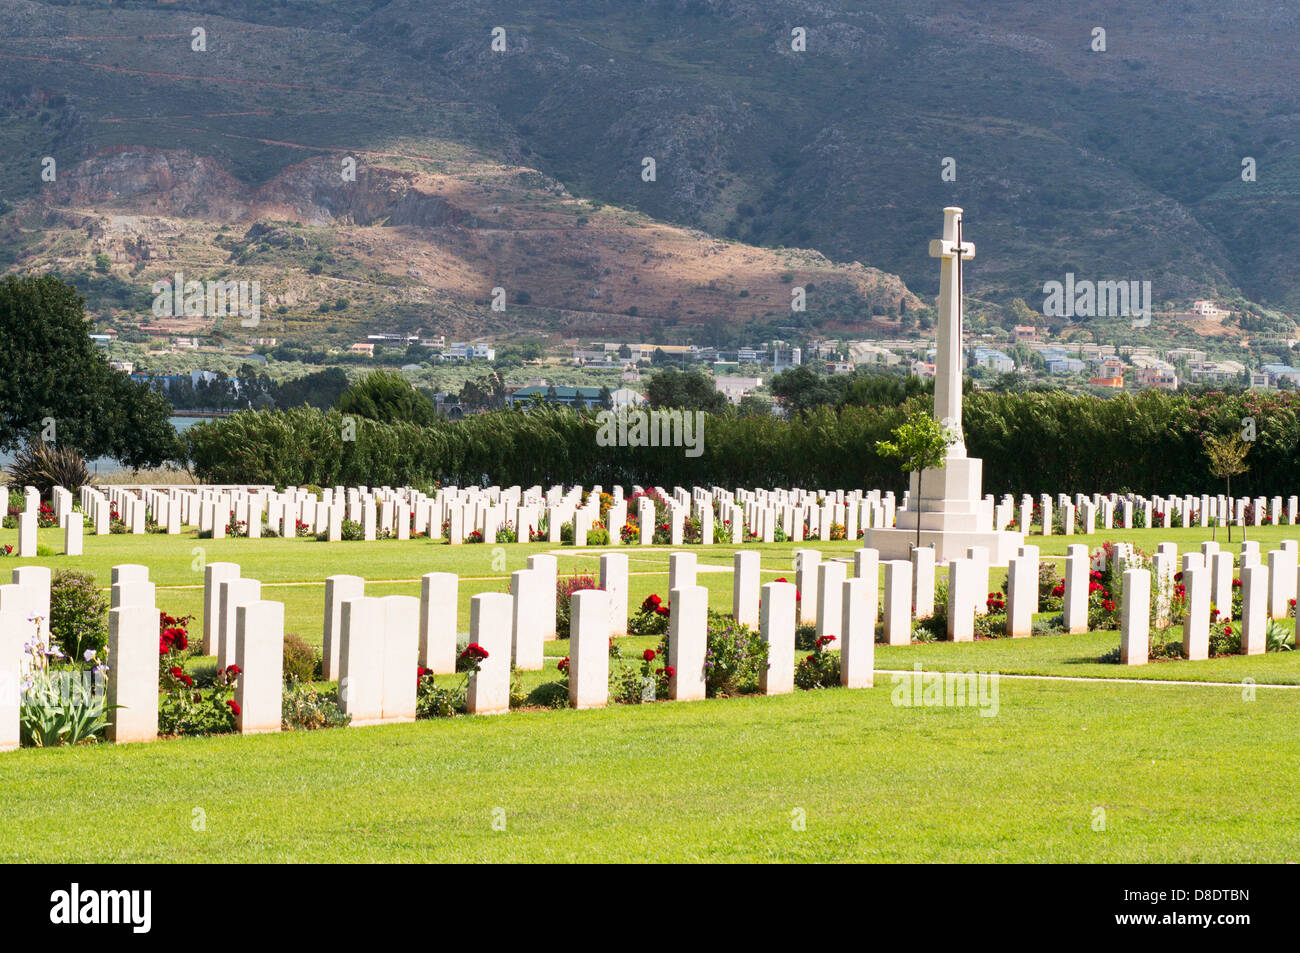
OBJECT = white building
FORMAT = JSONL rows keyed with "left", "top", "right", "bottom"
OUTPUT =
{"left": 714, "top": 375, "right": 763, "bottom": 404}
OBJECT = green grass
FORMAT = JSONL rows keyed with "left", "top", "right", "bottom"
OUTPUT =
{"left": 3, "top": 521, "right": 1298, "bottom": 861}
{"left": 1, "top": 677, "right": 1293, "bottom": 862}
{"left": 3, "top": 522, "right": 1296, "bottom": 682}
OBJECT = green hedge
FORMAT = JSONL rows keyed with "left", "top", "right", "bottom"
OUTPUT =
{"left": 183, "top": 389, "right": 1300, "bottom": 497}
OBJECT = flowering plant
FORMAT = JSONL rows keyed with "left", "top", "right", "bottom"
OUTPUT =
{"left": 627, "top": 593, "right": 670, "bottom": 635}
{"left": 159, "top": 661, "right": 240, "bottom": 737}
{"left": 19, "top": 618, "right": 114, "bottom": 747}
{"left": 457, "top": 642, "right": 490, "bottom": 674}
{"left": 795, "top": 630, "right": 840, "bottom": 689}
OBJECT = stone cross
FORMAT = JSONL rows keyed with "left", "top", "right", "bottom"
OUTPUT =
{"left": 928, "top": 206, "right": 975, "bottom": 458}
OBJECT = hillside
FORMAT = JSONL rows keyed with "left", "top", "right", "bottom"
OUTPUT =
{"left": 0, "top": 0, "right": 1296, "bottom": 345}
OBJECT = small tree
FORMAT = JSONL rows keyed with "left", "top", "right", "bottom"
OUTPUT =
{"left": 875, "top": 411, "right": 955, "bottom": 551}
{"left": 1203, "top": 431, "right": 1250, "bottom": 542}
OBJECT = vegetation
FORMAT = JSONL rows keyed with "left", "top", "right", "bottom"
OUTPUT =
{"left": 182, "top": 387, "right": 1300, "bottom": 496}
{"left": 5, "top": 441, "right": 91, "bottom": 495}
{"left": 338, "top": 370, "right": 437, "bottom": 426}
{"left": 875, "top": 411, "right": 955, "bottom": 549}
{"left": 0, "top": 276, "right": 177, "bottom": 468}
{"left": 1203, "top": 431, "right": 1251, "bottom": 542}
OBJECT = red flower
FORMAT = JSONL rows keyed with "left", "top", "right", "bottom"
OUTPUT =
{"left": 557, "top": 656, "right": 569, "bottom": 674}
{"left": 654, "top": 605, "right": 669, "bottom": 616}
{"left": 643, "top": 649, "right": 656, "bottom": 662}
{"left": 225, "top": 664, "right": 241, "bottom": 677}
{"left": 226, "top": 699, "right": 241, "bottom": 717}
{"left": 662, "top": 665, "right": 675, "bottom": 678}
{"left": 815, "top": 634, "right": 836, "bottom": 648}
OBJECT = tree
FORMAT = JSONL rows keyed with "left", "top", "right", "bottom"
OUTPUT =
{"left": 0, "top": 274, "right": 177, "bottom": 468}
{"left": 645, "top": 368, "right": 729, "bottom": 412}
{"left": 1203, "top": 431, "right": 1250, "bottom": 541}
{"left": 337, "top": 370, "right": 436, "bottom": 425}
{"left": 273, "top": 367, "right": 349, "bottom": 410}
{"left": 459, "top": 371, "right": 508, "bottom": 412}
{"left": 769, "top": 365, "right": 845, "bottom": 414}
{"left": 875, "top": 411, "right": 955, "bottom": 551}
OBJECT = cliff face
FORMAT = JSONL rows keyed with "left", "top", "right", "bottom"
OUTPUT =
{"left": 45, "top": 149, "right": 466, "bottom": 229}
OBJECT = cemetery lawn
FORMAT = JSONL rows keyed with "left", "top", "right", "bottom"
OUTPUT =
{"left": 2, "top": 524, "right": 1298, "bottom": 861}
{"left": 4, "top": 525, "right": 1300, "bottom": 686}
{"left": 1, "top": 673, "right": 1295, "bottom": 862}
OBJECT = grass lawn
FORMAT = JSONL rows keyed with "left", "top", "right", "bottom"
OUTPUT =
{"left": 0, "top": 677, "right": 1293, "bottom": 862}
{"left": 1, "top": 521, "right": 1297, "bottom": 861}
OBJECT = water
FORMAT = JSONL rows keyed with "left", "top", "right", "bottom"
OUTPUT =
{"left": 1, "top": 416, "right": 206, "bottom": 475}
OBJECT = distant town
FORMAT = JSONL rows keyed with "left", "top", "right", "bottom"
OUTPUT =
{"left": 87, "top": 296, "right": 1300, "bottom": 417}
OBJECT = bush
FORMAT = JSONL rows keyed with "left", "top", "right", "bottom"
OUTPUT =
{"left": 556, "top": 572, "right": 601, "bottom": 635}
{"left": 628, "top": 593, "right": 670, "bottom": 635}
{"left": 6, "top": 442, "right": 90, "bottom": 495}
{"left": 282, "top": 682, "right": 350, "bottom": 730}
{"left": 49, "top": 569, "right": 108, "bottom": 661}
{"left": 794, "top": 642, "right": 840, "bottom": 689}
{"left": 525, "top": 681, "right": 570, "bottom": 709}
{"left": 282, "top": 633, "right": 320, "bottom": 682}
{"left": 655, "top": 611, "right": 768, "bottom": 697}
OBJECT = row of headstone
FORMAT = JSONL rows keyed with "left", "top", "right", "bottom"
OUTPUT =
{"left": 992, "top": 491, "right": 1300, "bottom": 535}
{"left": 0, "top": 560, "right": 288, "bottom": 748}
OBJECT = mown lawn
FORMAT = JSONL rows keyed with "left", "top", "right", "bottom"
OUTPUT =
{"left": 0, "top": 676, "right": 1293, "bottom": 863}
{"left": 1, "top": 521, "right": 1297, "bottom": 862}
{"left": 4, "top": 523, "right": 1294, "bottom": 683}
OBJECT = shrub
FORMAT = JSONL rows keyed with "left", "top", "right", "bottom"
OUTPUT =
{"left": 525, "top": 681, "right": 570, "bottom": 709}
{"left": 974, "top": 612, "right": 1009, "bottom": 639}
{"left": 556, "top": 572, "right": 601, "bottom": 635}
{"left": 160, "top": 662, "right": 240, "bottom": 736}
{"left": 282, "top": 633, "right": 320, "bottom": 682}
{"left": 416, "top": 668, "right": 464, "bottom": 717}
{"left": 1208, "top": 620, "right": 1241, "bottom": 657}
{"left": 654, "top": 611, "right": 768, "bottom": 697}
{"left": 6, "top": 442, "right": 90, "bottom": 494}
{"left": 794, "top": 621, "right": 819, "bottom": 651}
{"left": 49, "top": 569, "right": 108, "bottom": 661}
{"left": 628, "top": 593, "right": 670, "bottom": 635}
{"left": 794, "top": 633, "right": 840, "bottom": 689}
{"left": 282, "top": 682, "right": 350, "bottom": 730}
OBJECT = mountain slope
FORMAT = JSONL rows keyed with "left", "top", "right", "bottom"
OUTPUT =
{"left": 0, "top": 0, "right": 1296, "bottom": 340}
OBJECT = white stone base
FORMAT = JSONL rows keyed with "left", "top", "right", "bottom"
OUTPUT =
{"left": 860, "top": 526, "right": 1025, "bottom": 567}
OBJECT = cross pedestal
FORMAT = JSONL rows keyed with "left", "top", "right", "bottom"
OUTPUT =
{"left": 862, "top": 207, "right": 1025, "bottom": 566}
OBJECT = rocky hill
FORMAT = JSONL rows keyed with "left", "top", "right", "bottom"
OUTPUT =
{"left": 0, "top": 0, "right": 1296, "bottom": 344}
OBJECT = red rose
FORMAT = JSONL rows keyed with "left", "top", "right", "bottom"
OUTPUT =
{"left": 225, "top": 664, "right": 241, "bottom": 676}
{"left": 226, "top": 699, "right": 241, "bottom": 717}
{"left": 643, "top": 649, "right": 656, "bottom": 662}
{"left": 662, "top": 665, "right": 675, "bottom": 678}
